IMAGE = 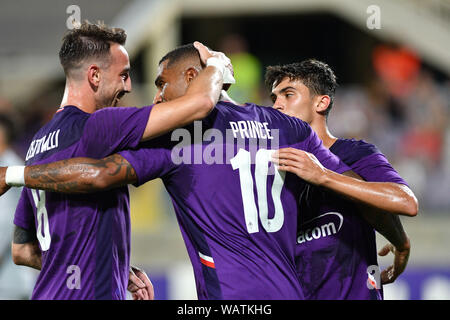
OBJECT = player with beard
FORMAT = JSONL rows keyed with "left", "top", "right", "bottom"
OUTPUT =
{"left": 4, "top": 22, "right": 227, "bottom": 300}
{"left": 0, "top": 44, "right": 353, "bottom": 299}
{"left": 0, "top": 48, "right": 417, "bottom": 300}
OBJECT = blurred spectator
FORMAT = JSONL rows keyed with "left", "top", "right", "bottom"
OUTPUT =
{"left": 329, "top": 43, "right": 450, "bottom": 212}
{"left": 219, "top": 33, "right": 263, "bottom": 104}
{"left": 372, "top": 43, "right": 421, "bottom": 99}
{"left": 400, "top": 70, "right": 447, "bottom": 168}
{"left": 0, "top": 114, "right": 37, "bottom": 299}
{"left": 13, "top": 87, "right": 63, "bottom": 159}
{"left": 0, "top": 97, "right": 13, "bottom": 115}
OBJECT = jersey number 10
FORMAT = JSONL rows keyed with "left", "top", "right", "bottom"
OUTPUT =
{"left": 231, "top": 149, "right": 286, "bottom": 234}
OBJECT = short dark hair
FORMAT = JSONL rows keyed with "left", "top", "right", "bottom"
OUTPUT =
{"left": 265, "top": 59, "right": 338, "bottom": 116}
{"left": 59, "top": 21, "right": 127, "bottom": 77}
{"left": 158, "top": 43, "right": 201, "bottom": 68}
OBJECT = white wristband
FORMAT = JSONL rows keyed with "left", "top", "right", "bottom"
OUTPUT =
{"left": 206, "top": 57, "right": 236, "bottom": 84}
{"left": 206, "top": 57, "right": 226, "bottom": 75}
{"left": 5, "top": 166, "right": 25, "bottom": 187}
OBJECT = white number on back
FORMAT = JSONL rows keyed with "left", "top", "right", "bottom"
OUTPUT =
{"left": 231, "top": 148, "right": 286, "bottom": 234}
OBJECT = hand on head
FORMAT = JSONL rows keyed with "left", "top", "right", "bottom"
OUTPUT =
{"left": 193, "top": 41, "right": 235, "bottom": 91}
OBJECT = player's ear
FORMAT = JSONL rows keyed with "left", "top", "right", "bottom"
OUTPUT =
{"left": 184, "top": 67, "right": 200, "bottom": 84}
{"left": 87, "top": 64, "right": 101, "bottom": 89}
{"left": 315, "top": 95, "right": 331, "bottom": 114}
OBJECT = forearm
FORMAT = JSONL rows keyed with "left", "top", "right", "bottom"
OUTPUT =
{"left": 12, "top": 226, "right": 42, "bottom": 270}
{"left": 184, "top": 65, "right": 223, "bottom": 113}
{"left": 358, "top": 204, "right": 410, "bottom": 251}
{"left": 141, "top": 65, "right": 223, "bottom": 141}
{"left": 23, "top": 154, "right": 136, "bottom": 194}
{"left": 22, "top": 251, "right": 42, "bottom": 271}
{"left": 14, "top": 242, "right": 42, "bottom": 271}
{"left": 321, "top": 169, "right": 418, "bottom": 216}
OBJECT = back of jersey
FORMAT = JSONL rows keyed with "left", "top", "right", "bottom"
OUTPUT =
{"left": 120, "top": 101, "right": 349, "bottom": 299}
{"left": 14, "top": 105, "right": 151, "bottom": 300}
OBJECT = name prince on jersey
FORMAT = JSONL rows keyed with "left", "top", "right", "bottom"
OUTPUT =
{"left": 171, "top": 120, "right": 280, "bottom": 165}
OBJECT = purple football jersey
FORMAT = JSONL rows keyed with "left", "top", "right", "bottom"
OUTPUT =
{"left": 119, "top": 101, "right": 350, "bottom": 300}
{"left": 295, "top": 138, "right": 408, "bottom": 300}
{"left": 14, "top": 105, "right": 152, "bottom": 300}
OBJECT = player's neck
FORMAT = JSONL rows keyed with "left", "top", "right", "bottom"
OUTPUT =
{"left": 310, "top": 119, "right": 338, "bottom": 149}
{"left": 60, "top": 81, "right": 97, "bottom": 114}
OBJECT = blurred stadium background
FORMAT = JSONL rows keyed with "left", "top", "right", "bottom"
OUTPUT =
{"left": 0, "top": 0, "right": 449, "bottom": 300}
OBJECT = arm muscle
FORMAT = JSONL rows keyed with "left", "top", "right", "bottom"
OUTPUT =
{"left": 24, "top": 154, "right": 137, "bottom": 194}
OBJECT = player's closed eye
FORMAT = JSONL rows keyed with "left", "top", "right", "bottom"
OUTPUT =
{"left": 156, "top": 80, "right": 165, "bottom": 90}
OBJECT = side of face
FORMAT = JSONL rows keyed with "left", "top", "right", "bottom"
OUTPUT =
{"left": 92, "top": 43, "right": 132, "bottom": 108}
{"left": 153, "top": 59, "right": 201, "bottom": 104}
{"left": 270, "top": 77, "right": 316, "bottom": 123}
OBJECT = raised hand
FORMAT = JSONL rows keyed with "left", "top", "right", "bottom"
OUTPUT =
{"left": 193, "top": 41, "right": 234, "bottom": 90}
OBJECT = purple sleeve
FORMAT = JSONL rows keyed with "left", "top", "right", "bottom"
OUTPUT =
{"left": 304, "top": 130, "right": 351, "bottom": 174}
{"left": 79, "top": 105, "right": 153, "bottom": 157}
{"left": 13, "top": 188, "right": 35, "bottom": 231}
{"left": 351, "top": 153, "right": 409, "bottom": 186}
{"left": 119, "top": 143, "right": 176, "bottom": 187}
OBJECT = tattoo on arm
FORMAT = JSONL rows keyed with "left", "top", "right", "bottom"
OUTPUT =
{"left": 101, "top": 154, "right": 137, "bottom": 184}
{"left": 26, "top": 154, "right": 137, "bottom": 194}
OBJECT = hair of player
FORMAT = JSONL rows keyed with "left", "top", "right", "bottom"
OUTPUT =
{"left": 158, "top": 43, "right": 202, "bottom": 69}
{"left": 265, "top": 59, "right": 338, "bottom": 117}
{"left": 59, "top": 21, "right": 127, "bottom": 78}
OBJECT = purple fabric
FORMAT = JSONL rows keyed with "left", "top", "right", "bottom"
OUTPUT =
{"left": 120, "top": 101, "right": 350, "bottom": 299}
{"left": 14, "top": 105, "right": 152, "bottom": 300}
{"left": 296, "top": 138, "right": 408, "bottom": 300}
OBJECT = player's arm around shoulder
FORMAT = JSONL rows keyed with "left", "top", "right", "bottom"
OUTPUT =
{"left": 272, "top": 147, "right": 418, "bottom": 216}
{"left": 322, "top": 168, "right": 418, "bottom": 216}
{"left": 0, "top": 154, "right": 136, "bottom": 195}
